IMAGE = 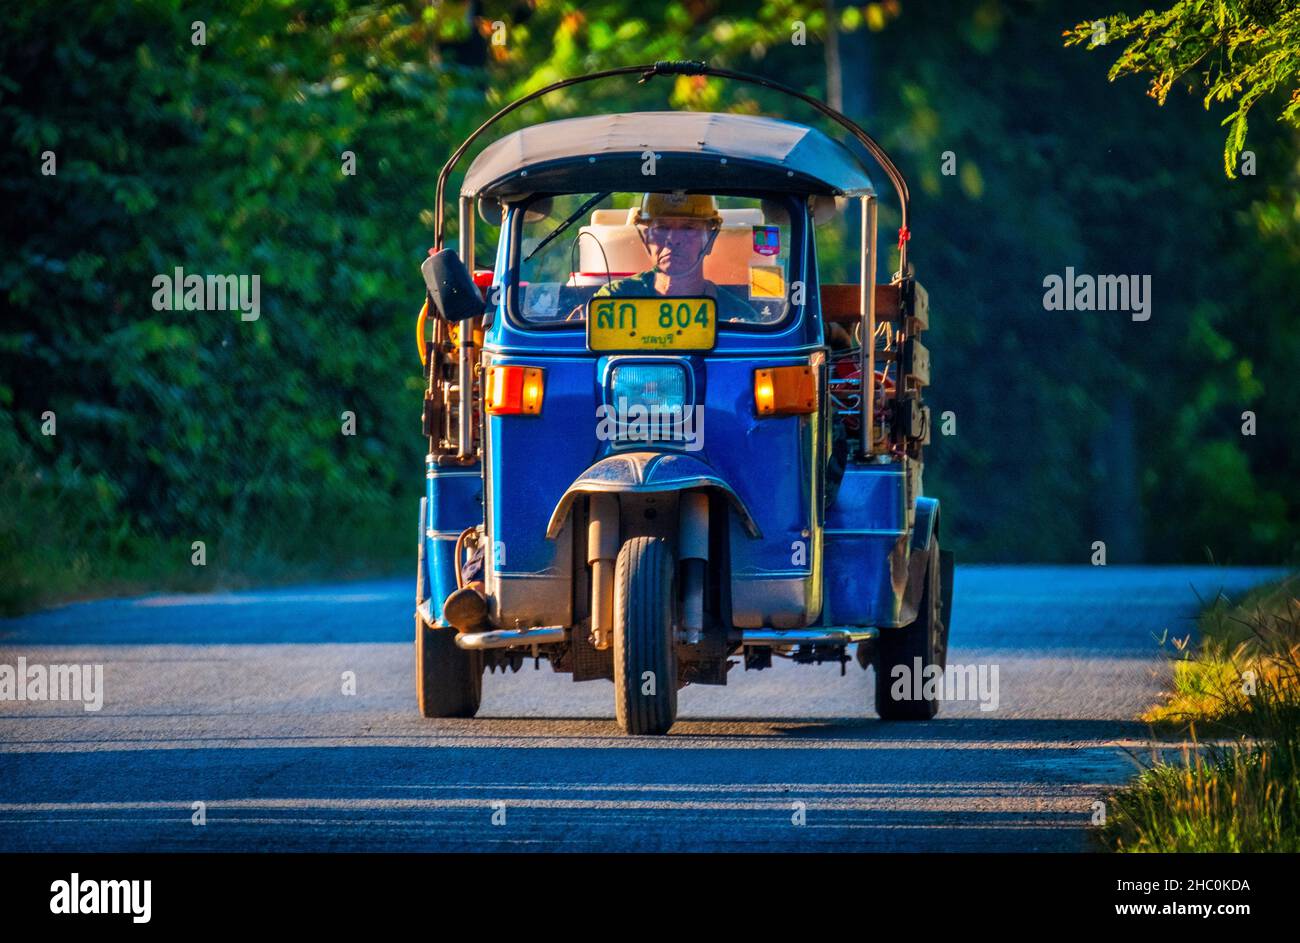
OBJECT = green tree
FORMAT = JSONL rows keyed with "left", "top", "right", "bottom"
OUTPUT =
{"left": 2, "top": 1, "right": 1296, "bottom": 613}
{"left": 1065, "top": 1, "right": 1300, "bottom": 177}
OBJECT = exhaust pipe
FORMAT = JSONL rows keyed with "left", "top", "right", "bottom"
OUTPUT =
{"left": 739, "top": 627, "right": 878, "bottom": 646}
{"left": 455, "top": 625, "right": 567, "bottom": 650}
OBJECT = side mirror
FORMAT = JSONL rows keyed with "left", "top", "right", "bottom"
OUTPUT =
{"left": 811, "top": 195, "right": 847, "bottom": 225}
{"left": 477, "top": 196, "right": 503, "bottom": 226}
{"left": 478, "top": 195, "right": 553, "bottom": 228}
{"left": 760, "top": 198, "right": 793, "bottom": 227}
{"left": 523, "top": 196, "right": 553, "bottom": 222}
{"left": 421, "top": 249, "right": 484, "bottom": 323}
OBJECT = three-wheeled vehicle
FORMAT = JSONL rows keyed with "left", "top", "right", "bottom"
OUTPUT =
{"left": 415, "top": 61, "right": 953, "bottom": 734}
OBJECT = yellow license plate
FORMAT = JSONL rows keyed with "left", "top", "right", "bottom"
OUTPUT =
{"left": 586, "top": 297, "right": 717, "bottom": 352}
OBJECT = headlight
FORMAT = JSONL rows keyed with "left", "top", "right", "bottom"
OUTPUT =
{"left": 605, "top": 362, "right": 690, "bottom": 445}
{"left": 609, "top": 363, "right": 687, "bottom": 413}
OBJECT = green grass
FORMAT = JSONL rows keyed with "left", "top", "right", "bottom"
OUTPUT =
{"left": 1144, "top": 578, "right": 1300, "bottom": 731}
{"left": 0, "top": 460, "right": 411, "bottom": 616}
{"left": 1099, "top": 575, "right": 1300, "bottom": 852}
{"left": 0, "top": 532, "right": 409, "bottom": 617}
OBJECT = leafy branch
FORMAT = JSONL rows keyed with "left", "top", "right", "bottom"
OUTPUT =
{"left": 1065, "top": 1, "right": 1300, "bottom": 177}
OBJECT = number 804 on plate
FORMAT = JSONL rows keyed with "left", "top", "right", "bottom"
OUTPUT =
{"left": 586, "top": 297, "right": 717, "bottom": 352}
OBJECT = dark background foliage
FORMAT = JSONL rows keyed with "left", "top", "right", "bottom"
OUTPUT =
{"left": 2, "top": 0, "right": 1296, "bottom": 613}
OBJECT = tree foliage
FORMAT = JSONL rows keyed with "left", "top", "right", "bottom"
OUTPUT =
{"left": 1065, "top": 0, "right": 1300, "bottom": 176}
{"left": 1, "top": 1, "right": 1296, "bottom": 612}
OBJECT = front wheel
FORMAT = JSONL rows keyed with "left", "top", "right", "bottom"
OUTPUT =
{"left": 874, "top": 540, "right": 949, "bottom": 720}
{"left": 613, "top": 536, "right": 678, "bottom": 735}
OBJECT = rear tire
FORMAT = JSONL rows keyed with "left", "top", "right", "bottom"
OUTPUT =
{"left": 416, "top": 613, "right": 482, "bottom": 718}
{"left": 874, "top": 540, "right": 948, "bottom": 720}
{"left": 414, "top": 495, "right": 482, "bottom": 718}
{"left": 613, "top": 536, "right": 678, "bottom": 735}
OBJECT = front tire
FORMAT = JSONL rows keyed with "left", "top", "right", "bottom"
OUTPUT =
{"left": 416, "top": 613, "right": 483, "bottom": 718}
{"left": 613, "top": 536, "right": 678, "bottom": 735}
{"left": 874, "top": 540, "right": 948, "bottom": 720}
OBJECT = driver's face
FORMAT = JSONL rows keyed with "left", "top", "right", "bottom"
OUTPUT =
{"left": 644, "top": 220, "right": 712, "bottom": 278}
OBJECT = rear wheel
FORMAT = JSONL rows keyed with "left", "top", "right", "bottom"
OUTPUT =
{"left": 874, "top": 540, "right": 948, "bottom": 720}
{"left": 613, "top": 536, "right": 678, "bottom": 735}
{"left": 416, "top": 612, "right": 483, "bottom": 718}
{"left": 414, "top": 495, "right": 482, "bottom": 718}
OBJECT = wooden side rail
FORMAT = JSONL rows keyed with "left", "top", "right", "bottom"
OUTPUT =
{"left": 820, "top": 283, "right": 900, "bottom": 324}
{"left": 821, "top": 281, "right": 928, "bottom": 331}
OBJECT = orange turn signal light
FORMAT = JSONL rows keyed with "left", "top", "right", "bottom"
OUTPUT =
{"left": 485, "top": 365, "right": 544, "bottom": 415}
{"left": 754, "top": 365, "right": 816, "bottom": 417}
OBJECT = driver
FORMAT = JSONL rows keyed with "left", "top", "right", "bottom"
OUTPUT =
{"left": 592, "top": 192, "right": 754, "bottom": 321}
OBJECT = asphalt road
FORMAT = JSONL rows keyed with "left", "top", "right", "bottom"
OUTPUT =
{"left": 0, "top": 565, "right": 1281, "bottom": 852}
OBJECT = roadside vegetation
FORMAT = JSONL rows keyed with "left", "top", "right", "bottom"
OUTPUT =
{"left": 0, "top": 454, "right": 406, "bottom": 614}
{"left": 4, "top": 2, "right": 1297, "bottom": 615}
{"left": 1100, "top": 576, "right": 1300, "bottom": 852}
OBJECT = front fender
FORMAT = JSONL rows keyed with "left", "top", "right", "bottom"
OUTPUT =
{"left": 545, "top": 450, "right": 763, "bottom": 540}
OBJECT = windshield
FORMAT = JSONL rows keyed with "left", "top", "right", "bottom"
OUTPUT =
{"left": 512, "top": 192, "right": 796, "bottom": 328}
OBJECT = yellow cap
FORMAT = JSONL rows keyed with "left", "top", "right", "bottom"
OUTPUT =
{"left": 635, "top": 192, "right": 722, "bottom": 226}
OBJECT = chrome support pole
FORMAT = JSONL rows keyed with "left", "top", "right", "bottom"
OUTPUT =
{"left": 678, "top": 491, "right": 709, "bottom": 645}
{"left": 457, "top": 197, "right": 476, "bottom": 460}
{"left": 587, "top": 493, "right": 619, "bottom": 650}
{"left": 861, "top": 195, "right": 878, "bottom": 457}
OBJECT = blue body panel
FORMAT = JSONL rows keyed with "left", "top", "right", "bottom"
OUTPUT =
{"left": 423, "top": 462, "right": 482, "bottom": 624}
{"left": 479, "top": 346, "right": 820, "bottom": 627}
{"left": 421, "top": 201, "right": 927, "bottom": 631}
{"left": 823, "top": 463, "right": 908, "bottom": 627}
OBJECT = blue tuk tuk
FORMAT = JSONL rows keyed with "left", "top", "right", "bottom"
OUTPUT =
{"left": 416, "top": 62, "right": 952, "bottom": 734}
